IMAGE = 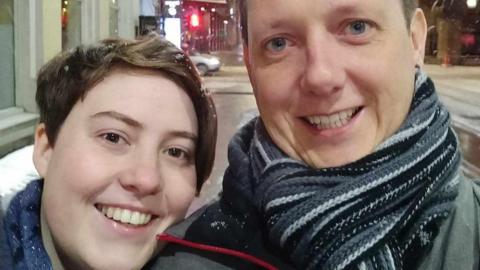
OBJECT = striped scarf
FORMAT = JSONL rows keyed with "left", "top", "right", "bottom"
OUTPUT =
{"left": 246, "top": 70, "right": 461, "bottom": 270}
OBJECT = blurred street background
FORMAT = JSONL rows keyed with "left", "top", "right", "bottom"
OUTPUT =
{"left": 0, "top": 0, "right": 479, "bottom": 210}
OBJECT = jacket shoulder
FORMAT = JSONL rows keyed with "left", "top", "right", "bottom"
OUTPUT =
{"left": 146, "top": 243, "right": 262, "bottom": 270}
{"left": 0, "top": 191, "right": 15, "bottom": 269}
{"left": 147, "top": 201, "right": 295, "bottom": 270}
{"left": 418, "top": 175, "right": 480, "bottom": 270}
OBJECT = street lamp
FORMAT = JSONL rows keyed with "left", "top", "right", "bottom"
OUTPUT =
{"left": 467, "top": 0, "right": 477, "bottom": 8}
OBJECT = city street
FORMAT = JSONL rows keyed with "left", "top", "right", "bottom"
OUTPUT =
{"left": 189, "top": 66, "right": 256, "bottom": 211}
{"left": 427, "top": 65, "right": 480, "bottom": 178}
{"left": 189, "top": 63, "right": 480, "bottom": 212}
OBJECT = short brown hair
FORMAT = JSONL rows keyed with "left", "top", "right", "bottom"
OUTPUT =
{"left": 239, "top": 0, "right": 419, "bottom": 44}
{"left": 36, "top": 33, "right": 217, "bottom": 192}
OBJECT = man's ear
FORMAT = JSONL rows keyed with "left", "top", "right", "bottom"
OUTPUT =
{"left": 410, "top": 8, "right": 428, "bottom": 67}
{"left": 33, "top": 123, "right": 52, "bottom": 178}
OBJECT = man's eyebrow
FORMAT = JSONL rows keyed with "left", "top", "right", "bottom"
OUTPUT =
{"left": 90, "top": 111, "right": 143, "bottom": 128}
{"left": 261, "top": 2, "right": 367, "bottom": 30}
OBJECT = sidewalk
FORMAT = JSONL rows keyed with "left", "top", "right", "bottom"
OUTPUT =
{"left": 425, "top": 64, "right": 480, "bottom": 108}
{"left": 425, "top": 64, "right": 480, "bottom": 81}
{"left": 423, "top": 64, "right": 480, "bottom": 134}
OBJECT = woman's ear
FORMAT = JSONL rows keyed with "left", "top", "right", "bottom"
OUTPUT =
{"left": 33, "top": 123, "right": 52, "bottom": 178}
{"left": 410, "top": 8, "right": 428, "bottom": 67}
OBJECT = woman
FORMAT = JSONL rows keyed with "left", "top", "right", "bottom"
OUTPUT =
{"left": 0, "top": 33, "right": 217, "bottom": 270}
{"left": 148, "top": 1, "right": 480, "bottom": 269}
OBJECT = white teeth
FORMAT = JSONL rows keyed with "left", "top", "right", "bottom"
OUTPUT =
{"left": 120, "top": 209, "right": 131, "bottom": 223}
{"left": 100, "top": 206, "right": 152, "bottom": 226}
{"left": 113, "top": 208, "right": 122, "bottom": 220}
{"left": 106, "top": 207, "right": 114, "bottom": 218}
{"left": 306, "top": 108, "right": 358, "bottom": 130}
{"left": 131, "top": 212, "right": 140, "bottom": 225}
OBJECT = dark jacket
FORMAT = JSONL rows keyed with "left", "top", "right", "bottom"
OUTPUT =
{"left": 418, "top": 174, "right": 480, "bottom": 270}
{"left": 149, "top": 174, "right": 480, "bottom": 270}
{"left": 0, "top": 204, "right": 14, "bottom": 269}
{"left": 1, "top": 180, "right": 51, "bottom": 270}
{"left": 147, "top": 171, "right": 295, "bottom": 270}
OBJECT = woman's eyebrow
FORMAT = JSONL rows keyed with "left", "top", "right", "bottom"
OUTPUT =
{"left": 165, "top": 130, "right": 198, "bottom": 143}
{"left": 90, "top": 111, "right": 143, "bottom": 129}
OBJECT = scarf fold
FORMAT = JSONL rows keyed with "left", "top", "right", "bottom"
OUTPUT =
{"left": 3, "top": 180, "right": 52, "bottom": 270}
{"left": 231, "top": 70, "right": 460, "bottom": 270}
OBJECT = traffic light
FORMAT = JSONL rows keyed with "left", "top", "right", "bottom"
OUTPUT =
{"left": 190, "top": 13, "right": 200, "bottom": 28}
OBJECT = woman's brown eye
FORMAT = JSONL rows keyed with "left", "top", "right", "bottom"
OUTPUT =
{"left": 167, "top": 147, "right": 190, "bottom": 160}
{"left": 168, "top": 148, "right": 183, "bottom": 158}
{"left": 104, "top": 133, "right": 120, "bottom": 144}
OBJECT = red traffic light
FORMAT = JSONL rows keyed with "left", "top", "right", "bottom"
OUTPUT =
{"left": 190, "top": 14, "right": 200, "bottom": 27}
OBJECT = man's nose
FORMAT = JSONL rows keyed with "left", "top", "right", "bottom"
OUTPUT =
{"left": 120, "top": 156, "right": 163, "bottom": 196}
{"left": 299, "top": 37, "right": 346, "bottom": 96}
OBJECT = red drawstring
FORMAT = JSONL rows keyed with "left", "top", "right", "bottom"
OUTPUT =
{"left": 157, "top": 233, "right": 279, "bottom": 270}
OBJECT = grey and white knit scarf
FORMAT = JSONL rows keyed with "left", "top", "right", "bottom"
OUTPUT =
{"left": 247, "top": 70, "right": 461, "bottom": 270}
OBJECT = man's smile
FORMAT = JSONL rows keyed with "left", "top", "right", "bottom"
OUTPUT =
{"left": 303, "top": 107, "right": 363, "bottom": 130}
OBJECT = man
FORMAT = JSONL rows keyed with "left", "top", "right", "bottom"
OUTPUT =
{"left": 152, "top": 1, "right": 480, "bottom": 269}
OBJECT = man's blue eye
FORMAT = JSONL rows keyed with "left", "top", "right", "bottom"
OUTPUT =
{"left": 347, "top": 21, "right": 368, "bottom": 35}
{"left": 266, "top": 38, "right": 287, "bottom": 52}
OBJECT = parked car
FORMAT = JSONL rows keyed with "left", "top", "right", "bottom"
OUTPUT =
{"left": 189, "top": 52, "right": 221, "bottom": 76}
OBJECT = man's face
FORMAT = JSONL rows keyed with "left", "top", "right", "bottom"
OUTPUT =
{"left": 33, "top": 70, "right": 198, "bottom": 269}
{"left": 244, "top": 0, "right": 426, "bottom": 168}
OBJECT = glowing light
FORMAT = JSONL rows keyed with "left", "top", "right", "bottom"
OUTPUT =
{"left": 467, "top": 0, "right": 477, "bottom": 8}
{"left": 223, "top": 20, "right": 228, "bottom": 24}
{"left": 168, "top": 6, "right": 177, "bottom": 16}
{"left": 190, "top": 14, "right": 200, "bottom": 27}
{"left": 211, "top": 8, "right": 216, "bottom": 12}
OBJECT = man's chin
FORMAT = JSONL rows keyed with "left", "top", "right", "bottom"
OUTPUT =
{"left": 300, "top": 143, "right": 376, "bottom": 169}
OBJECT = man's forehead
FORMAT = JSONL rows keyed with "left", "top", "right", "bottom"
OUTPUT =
{"left": 246, "top": 0, "right": 397, "bottom": 16}
{"left": 248, "top": 0, "right": 399, "bottom": 30}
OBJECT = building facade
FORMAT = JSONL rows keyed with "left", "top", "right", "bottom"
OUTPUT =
{"left": 179, "top": 0, "right": 236, "bottom": 53}
{"left": 421, "top": 0, "right": 480, "bottom": 65}
{"left": 0, "top": 0, "right": 140, "bottom": 157}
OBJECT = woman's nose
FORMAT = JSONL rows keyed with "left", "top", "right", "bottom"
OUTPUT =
{"left": 119, "top": 158, "right": 163, "bottom": 196}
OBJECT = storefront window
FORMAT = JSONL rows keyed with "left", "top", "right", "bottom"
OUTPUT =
{"left": 0, "top": 0, "right": 15, "bottom": 110}
{"left": 62, "top": 0, "right": 82, "bottom": 50}
{"left": 421, "top": 0, "right": 480, "bottom": 65}
{"left": 110, "top": 0, "right": 119, "bottom": 37}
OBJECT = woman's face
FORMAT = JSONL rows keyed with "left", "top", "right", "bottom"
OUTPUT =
{"left": 244, "top": 0, "right": 426, "bottom": 168}
{"left": 33, "top": 70, "right": 198, "bottom": 269}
